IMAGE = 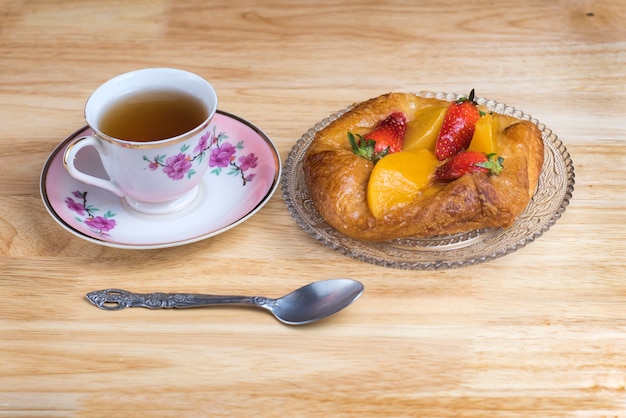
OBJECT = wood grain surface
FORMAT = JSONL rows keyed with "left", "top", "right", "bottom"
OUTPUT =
{"left": 1, "top": 0, "right": 626, "bottom": 416}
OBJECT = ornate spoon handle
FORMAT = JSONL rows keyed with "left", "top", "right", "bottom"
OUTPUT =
{"left": 86, "top": 288, "right": 269, "bottom": 311}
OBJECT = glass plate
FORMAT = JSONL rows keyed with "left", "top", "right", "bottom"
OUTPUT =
{"left": 281, "top": 91, "right": 575, "bottom": 270}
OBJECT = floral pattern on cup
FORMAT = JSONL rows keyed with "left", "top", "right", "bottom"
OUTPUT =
{"left": 208, "top": 127, "right": 258, "bottom": 186}
{"left": 65, "top": 190, "right": 117, "bottom": 236}
{"left": 143, "top": 130, "right": 213, "bottom": 180}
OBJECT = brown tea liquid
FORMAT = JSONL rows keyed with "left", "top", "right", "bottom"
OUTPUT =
{"left": 98, "top": 90, "right": 208, "bottom": 142}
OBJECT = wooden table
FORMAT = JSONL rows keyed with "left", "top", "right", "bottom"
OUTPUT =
{"left": 2, "top": 0, "right": 625, "bottom": 416}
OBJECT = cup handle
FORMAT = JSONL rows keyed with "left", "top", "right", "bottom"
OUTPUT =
{"left": 63, "top": 135, "right": 125, "bottom": 197}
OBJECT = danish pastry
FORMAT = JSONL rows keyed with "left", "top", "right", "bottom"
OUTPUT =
{"left": 303, "top": 92, "right": 544, "bottom": 241}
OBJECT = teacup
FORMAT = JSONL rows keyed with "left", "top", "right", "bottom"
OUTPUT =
{"left": 63, "top": 68, "right": 218, "bottom": 215}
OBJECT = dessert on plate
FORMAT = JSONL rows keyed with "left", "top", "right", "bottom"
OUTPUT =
{"left": 303, "top": 91, "right": 545, "bottom": 241}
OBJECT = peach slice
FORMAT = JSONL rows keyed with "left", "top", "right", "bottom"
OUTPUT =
{"left": 468, "top": 113, "right": 499, "bottom": 155}
{"left": 367, "top": 150, "right": 439, "bottom": 218}
{"left": 402, "top": 105, "right": 447, "bottom": 153}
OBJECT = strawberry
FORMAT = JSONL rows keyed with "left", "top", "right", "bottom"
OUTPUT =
{"left": 433, "top": 151, "right": 504, "bottom": 182}
{"left": 349, "top": 112, "right": 407, "bottom": 162}
{"left": 364, "top": 112, "right": 407, "bottom": 153}
{"left": 434, "top": 89, "right": 481, "bottom": 161}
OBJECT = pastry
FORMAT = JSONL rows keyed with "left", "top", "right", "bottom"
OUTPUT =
{"left": 303, "top": 92, "right": 544, "bottom": 241}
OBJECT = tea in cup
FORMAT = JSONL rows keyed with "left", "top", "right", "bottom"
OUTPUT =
{"left": 63, "top": 68, "right": 218, "bottom": 214}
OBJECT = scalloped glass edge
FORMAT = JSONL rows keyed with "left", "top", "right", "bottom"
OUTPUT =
{"left": 281, "top": 91, "right": 575, "bottom": 270}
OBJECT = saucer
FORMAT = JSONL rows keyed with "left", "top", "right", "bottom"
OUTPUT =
{"left": 41, "top": 110, "right": 281, "bottom": 249}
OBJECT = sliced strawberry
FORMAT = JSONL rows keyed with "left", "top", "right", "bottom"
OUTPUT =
{"left": 364, "top": 112, "right": 407, "bottom": 154}
{"left": 349, "top": 112, "right": 407, "bottom": 162}
{"left": 433, "top": 151, "right": 504, "bottom": 182}
{"left": 434, "top": 89, "right": 481, "bottom": 161}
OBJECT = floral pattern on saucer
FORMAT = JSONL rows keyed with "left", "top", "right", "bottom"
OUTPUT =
{"left": 41, "top": 110, "right": 280, "bottom": 249}
{"left": 208, "top": 127, "right": 258, "bottom": 186}
{"left": 65, "top": 190, "right": 117, "bottom": 236}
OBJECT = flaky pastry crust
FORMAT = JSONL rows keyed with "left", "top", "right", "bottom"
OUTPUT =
{"left": 303, "top": 93, "right": 544, "bottom": 241}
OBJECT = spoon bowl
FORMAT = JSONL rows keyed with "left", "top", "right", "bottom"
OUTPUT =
{"left": 268, "top": 278, "right": 364, "bottom": 324}
{"left": 86, "top": 278, "right": 364, "bottom": 325}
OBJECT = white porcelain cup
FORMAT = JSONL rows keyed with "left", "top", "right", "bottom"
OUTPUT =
{"left": 63, "top": 68, "right": 218, "bottom": 215}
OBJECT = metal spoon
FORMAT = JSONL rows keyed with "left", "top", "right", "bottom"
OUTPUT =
{"left": 86, "top": 278, "right": 364, "bottom": 325}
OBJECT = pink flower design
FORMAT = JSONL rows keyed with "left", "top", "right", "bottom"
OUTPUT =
{"left": 65, "top": 197, "right": 86, "bottom": 216}
{"left": 163, "top": 153, "right": 192, "bottom": 180}
{"left": 66, "top": 190, "right": 117, "bottom": 236}
{"left": 84, "top": 216, "right": 117, "bottom": 232}
{"left": 210, "top": 142, "right": 237, "bottom": 168}
{"left": 144, "top": 130, "right": 213, "bottom": 180}
{"left": 238, "top": 153, "right": 258, "bottom": 171}
{"left": 207, "top": 130, "right": 258, "bottom": 186}
{"left": 194, "top": 131, "right": 211, "bottom": 154}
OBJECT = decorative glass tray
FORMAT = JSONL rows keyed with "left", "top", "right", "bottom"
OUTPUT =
{"left": 281, "top": 92, "right": 575, "bottom": 270}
